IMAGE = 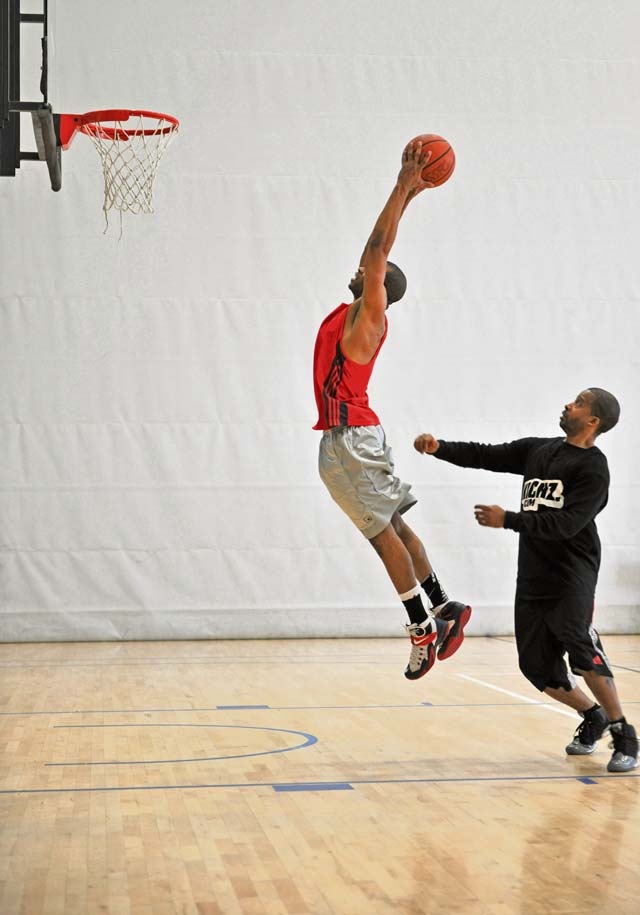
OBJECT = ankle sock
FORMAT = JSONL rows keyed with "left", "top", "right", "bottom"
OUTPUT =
{"left": 399, "top": 585, "right": 428, "bottom": 626}
{"left": 421, "top": 572, "right": 448, "bottom": 609}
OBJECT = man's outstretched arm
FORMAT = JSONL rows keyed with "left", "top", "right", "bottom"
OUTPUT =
{"left": 415, "top": 434, "right": 547, "bottom": 530}
{"left": 416, "top": 434, "right": 611, "bottom": 538}
{"left": 414, "top": 433, "right": 543, "bottom": 476}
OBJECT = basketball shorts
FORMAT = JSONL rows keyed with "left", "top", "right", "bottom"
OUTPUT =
{"left": 318, "top": 425, "right": 417, "bottom": 540}
{"left": 514, "top": 594, "right": 613, "bottom": 692}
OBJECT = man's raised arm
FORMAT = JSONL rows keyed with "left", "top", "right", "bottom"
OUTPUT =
{"left": 356, "top": 143, "right": 433, "bottom": 332}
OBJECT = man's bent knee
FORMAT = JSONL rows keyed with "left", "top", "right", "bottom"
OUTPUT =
{"left": 518, "top": 661, "right": 572, "bottom": 693}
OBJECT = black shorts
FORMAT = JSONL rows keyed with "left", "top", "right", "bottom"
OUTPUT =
{"left": 514, "top": 594, "right": 613, "bottom": 692}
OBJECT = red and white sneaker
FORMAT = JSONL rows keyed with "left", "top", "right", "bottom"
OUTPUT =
{"left": 434, "top": 601, "right": 472, "bottom": 661}
{"left": 404, "top": 616, "right": 452, "bottom": 680}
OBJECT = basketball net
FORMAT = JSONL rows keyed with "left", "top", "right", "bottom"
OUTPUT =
{"left": 82, "top": 113, "right": 179, "bottom": 233}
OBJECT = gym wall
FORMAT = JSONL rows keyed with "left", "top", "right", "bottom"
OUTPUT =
{"left": 1, "top": 0, "right": 639, "bottom": 640}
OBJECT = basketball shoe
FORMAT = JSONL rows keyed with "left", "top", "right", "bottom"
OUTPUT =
{"left": 565, "top": 705, "right": 609, "bottom": 755}
{"left": 607, "top": 720, "right": 639, "bottom": 772}
{"left": 433, "top": 601, "right": 473, "bottom": 660}
{"left": 404, "top": 615, "right": 452, "bottom": 680}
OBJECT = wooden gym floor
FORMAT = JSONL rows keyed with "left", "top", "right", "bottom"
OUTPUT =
{"left": 1, "top": 634, "right": 639, "bottom": 915}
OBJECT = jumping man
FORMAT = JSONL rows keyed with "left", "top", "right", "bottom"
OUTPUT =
{"left": 313, "top": 141, "right": 471, "bottom": 679}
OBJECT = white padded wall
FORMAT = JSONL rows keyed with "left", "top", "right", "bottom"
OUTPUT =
{"left": 1, "top": 1, "right": 639, "bottom": 640}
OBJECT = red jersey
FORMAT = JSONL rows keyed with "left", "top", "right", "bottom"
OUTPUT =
{"left": 313, "top": 302, "right": 388, "bottom": 430}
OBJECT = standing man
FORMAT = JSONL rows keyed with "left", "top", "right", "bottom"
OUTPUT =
{"left": 313, "top": 140, "right": 471, "bottom": 680}
{"left": 414, "top": 388, "right": 638, "bottom": 772}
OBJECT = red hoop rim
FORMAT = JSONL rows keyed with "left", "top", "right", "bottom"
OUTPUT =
{"left": 59, "top": 109, "right": 179, "bottom": 148}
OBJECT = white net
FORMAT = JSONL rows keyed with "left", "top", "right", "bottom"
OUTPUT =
{"left": 82, "top": 112, "right": 178, "bottom": 225}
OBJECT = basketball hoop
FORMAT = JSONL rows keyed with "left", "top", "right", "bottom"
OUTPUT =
{"left": 59, "top": 109, "right": 179, "bottom": 230}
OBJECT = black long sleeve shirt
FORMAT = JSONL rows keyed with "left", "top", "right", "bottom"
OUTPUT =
{"left": 434, "top": 437, "right": 610, "bottom": 599}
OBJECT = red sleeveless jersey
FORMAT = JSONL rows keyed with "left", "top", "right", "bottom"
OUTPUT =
{"left": 313, "top": 302, "right": 388, "bottom": 430}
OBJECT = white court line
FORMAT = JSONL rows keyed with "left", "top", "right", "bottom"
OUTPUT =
{"left": 457, "top": 673, "right": 579, "bottom": 719}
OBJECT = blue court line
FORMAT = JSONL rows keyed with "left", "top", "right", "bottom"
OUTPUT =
{"left": 45, "top": 723, "right": 317, "bottom": 767}
{"left": 3, "top": 771, "right": 638, "bottom": 796}
{"left": 2, "top": 700, "right": 640, "bottom": 717}
{"left": 216, "top": 705, "right": 270, "bottom": 710}
{"left": 273, "top": 783, "right": 353, "bottom": 792}
{"left": 577, "top": 777, "right": 598, "bottom": 785}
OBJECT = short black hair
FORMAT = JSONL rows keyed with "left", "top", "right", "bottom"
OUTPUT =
{"left": 385, "top": 262, "right": 407, "bottom": 304}
{"left": 587, "top": 387, "right": 620, "bottom": 435}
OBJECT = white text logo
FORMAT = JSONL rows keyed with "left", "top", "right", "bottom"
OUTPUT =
{"left": 522, "top": 478, "right": 565, "bottom": 512}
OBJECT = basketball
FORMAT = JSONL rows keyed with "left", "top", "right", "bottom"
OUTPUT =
{"left": 404, "top": 133, "right": 455, "bottom": 187}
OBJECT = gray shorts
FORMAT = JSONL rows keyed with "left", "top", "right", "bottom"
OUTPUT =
{"left": 318, "top": 424, "right": 417, "bottom": 539}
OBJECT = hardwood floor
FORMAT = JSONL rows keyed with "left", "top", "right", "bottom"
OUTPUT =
{"left": 1, "top": 635, "right": 639, "bottom": 914}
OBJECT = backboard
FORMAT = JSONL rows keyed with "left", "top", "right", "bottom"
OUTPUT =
{"left": 1, "top": 0, "right": 61, "bottom": 189}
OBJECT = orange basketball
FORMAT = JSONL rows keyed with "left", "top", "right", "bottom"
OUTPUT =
{"left": 404, "top": 133, "right": 455, "bottom": 187}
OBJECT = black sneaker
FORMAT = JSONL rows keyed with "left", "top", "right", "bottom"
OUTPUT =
{"left": 565, "top": 706, "right": 609, "bottom": 755}
{"left": 434, "top": 601, "right": 472, "bottom": 661}
{"left": 607, "top": 720, "right": 639, "bottom": 772}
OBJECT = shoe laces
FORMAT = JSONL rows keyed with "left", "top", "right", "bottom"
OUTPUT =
{"left": 405, "top": 622, "right": 433, "bottom": 668}
{"left": 608, "top": 723, "right": 638, "bottom": 757}
{"left": 408, "top": 641, "right": 427, "bottom": 668}
{"left": 573, "top": 714, "right": 601, "bottom": 745}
